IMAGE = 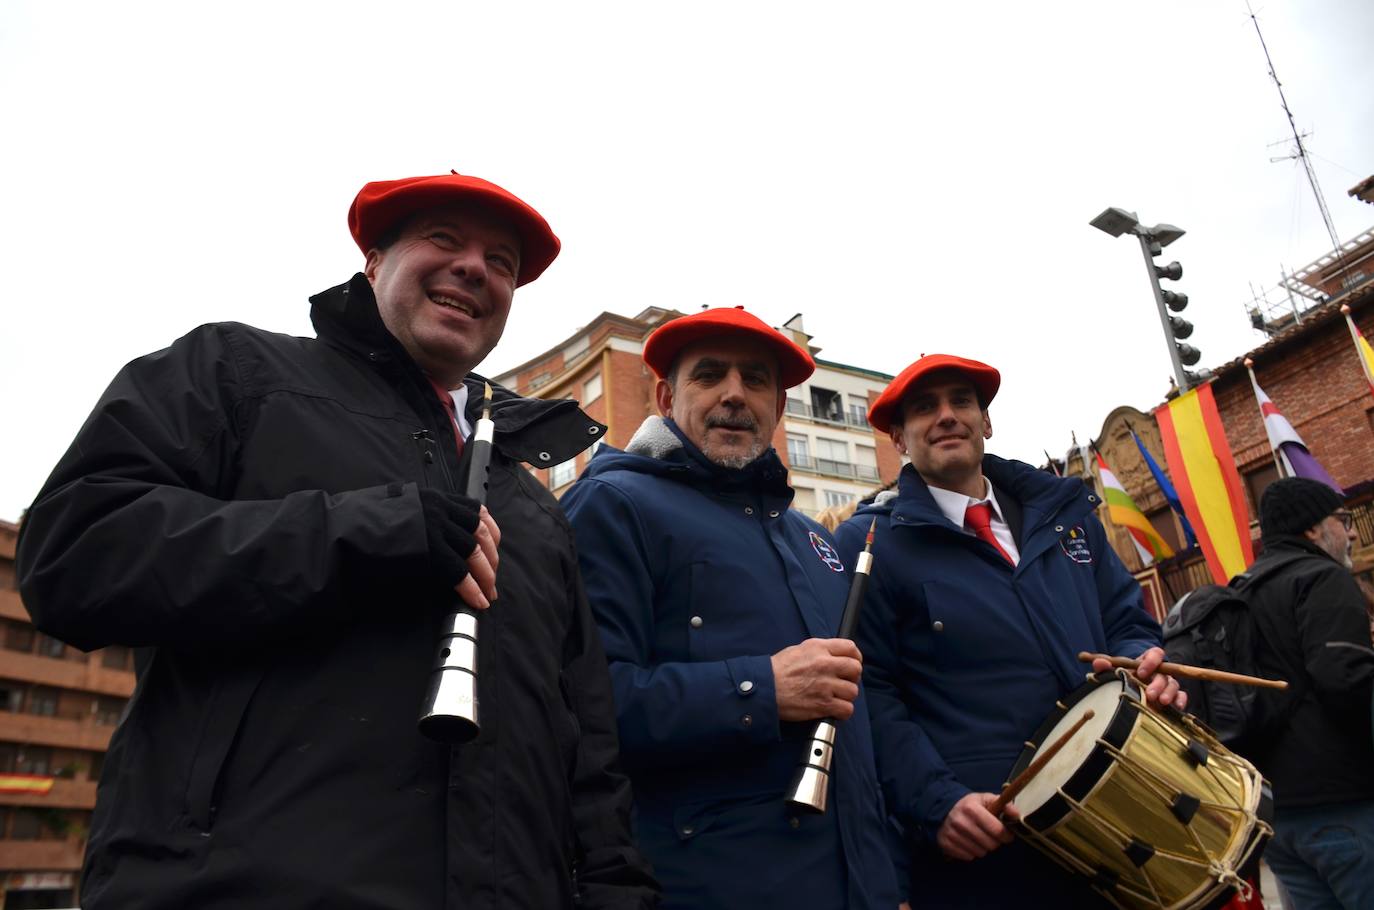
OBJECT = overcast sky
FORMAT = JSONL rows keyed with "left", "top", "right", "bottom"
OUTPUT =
{"left": 3, "top": 0, "right": 1372, "bottom": 522}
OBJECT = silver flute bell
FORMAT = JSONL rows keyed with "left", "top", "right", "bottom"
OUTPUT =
{"left": 417, "top": 608, "right": 480, "bottom": 743}
{"left": 786, "top": 720, "right": 837, "bottom": 814}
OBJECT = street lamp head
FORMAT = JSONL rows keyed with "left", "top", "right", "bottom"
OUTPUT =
{"left": 1145, "top": 223, "right": 1186, "bottom": 248}
{"left": 1089, "top": 207, "right": 1140, "bottom": 237}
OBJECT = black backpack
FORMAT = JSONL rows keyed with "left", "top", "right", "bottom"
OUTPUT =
{"left": 1161, "top": 554, "right": 1305, "bottom": 748}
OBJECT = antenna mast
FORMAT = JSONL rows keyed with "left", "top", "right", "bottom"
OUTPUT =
{"left": 1247, "top": 3, "right": 1352, "bottom": 286}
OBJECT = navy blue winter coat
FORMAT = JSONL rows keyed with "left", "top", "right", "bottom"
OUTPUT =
{"left": 833, "top": 456, "right": 1160, "bottom": 908}
{"left": 562, "top": 418, "right": 898, "bottom": 910}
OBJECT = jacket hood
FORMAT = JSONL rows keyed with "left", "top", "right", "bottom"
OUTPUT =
{"left": 309, "top": 274, "right": 603, "bottom": 467}
{"left": 582, "top": 416, "right": 792, "bottom": 500}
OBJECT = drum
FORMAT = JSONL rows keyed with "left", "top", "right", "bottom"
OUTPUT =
{"left": 1007, "top": 670, "right": 1271, "bottom": 910}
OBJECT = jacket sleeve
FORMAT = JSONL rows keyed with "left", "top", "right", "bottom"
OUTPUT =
{"left": 834, "top": 519, "right": 968, "bottom": 849}
{"left": 559, "top": 527, "right": 661, "bottom": 909}
{"left": 1088, "top": 516, "right": 1161, "bottom": 658}
{"left": 16, "top": 324, "right": 431, "bottom": 651}
{"left": 562, "top": 477, "right": 781, "bottom": 768}
{"left": 1293, "top": 566, "right": 1374, "bottom": 716}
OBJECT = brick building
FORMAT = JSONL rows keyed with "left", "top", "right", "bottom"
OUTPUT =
{"left": 493, "top": 310, "right": 901, "bottom": 511}
{"left": 0, "top": 520, "right": 133, "bottom": 908}
{"left": 1067, "top": 222, "right": 1374, "bottom": 603}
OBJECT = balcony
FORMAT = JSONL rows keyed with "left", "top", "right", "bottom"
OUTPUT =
{"left": 784, "top": 400, "right": 871, "bottom": 431}
{"left": 0, "top": 651, "right": 133, "bottom": 699}
{"left": 0, "top": 778, "right": 98, "bottom": 810}
{"left": 788, "top": 454, "right": 880, "bottom": 483}
{"left": 0, "top": 713, "right": 115, "bottom": 752}
{"left": 0, "top": 838, "right": 85, "bottom": 873}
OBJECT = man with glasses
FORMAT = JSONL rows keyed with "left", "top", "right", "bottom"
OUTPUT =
{"left": 1245, "top": 477, "right": 1374, "bottom": 907}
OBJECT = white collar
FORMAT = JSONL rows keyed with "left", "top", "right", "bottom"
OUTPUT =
{"left": 927, "top": 476, "right": 1008, "bottom": 530}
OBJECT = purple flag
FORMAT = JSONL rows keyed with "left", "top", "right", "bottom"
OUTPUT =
{"left": 1278, "top": 441, "right": 1343, "bottom": 494}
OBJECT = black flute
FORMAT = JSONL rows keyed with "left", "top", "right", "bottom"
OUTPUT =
{"left": 785, "top": 518, "right": 877, "bottom": 813}
{"left": 418, "top": 383, "right": 495, "bottom": 744}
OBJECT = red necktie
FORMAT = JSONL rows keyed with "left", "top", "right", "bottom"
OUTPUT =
{"left": 428, "top": 379, "right": 465, "bottom": 458}
{"left": 964, "top": 502, "right": 1013, "bottom": 566}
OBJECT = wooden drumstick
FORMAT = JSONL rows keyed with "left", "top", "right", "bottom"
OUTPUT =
{"left": 1078, "top": 652, "right": 1288, "bottom": 690}
{"left": 989, "top": 709, "right": 1094, "bottom": 817}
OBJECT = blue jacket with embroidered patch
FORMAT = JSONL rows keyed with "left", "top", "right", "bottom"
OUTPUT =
{"left": 833, "top": 456, "right": 1160, "bottom": 904}
{"left": 562, "top": 419, "right": 898, "bottom": 910}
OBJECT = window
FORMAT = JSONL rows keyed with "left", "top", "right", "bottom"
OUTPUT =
{"left": 36, "top": 634, "right": 65, "bottom": 659}
{"left": 102, "top": 645, "right": 132, "bottom": 671}
{"left": 582, "top": 373, "right": 603, "bottom": 404}
{"left": 9, "top": 809, "right": 42, "bottom": 840}
{"left": 1146, "top": 507, "right": 1183, "bottom": 554}
{"left": 94, "top": 697, "right": 126, "bottom": 727}
{"left": 809, "top": 387, "right": 843, "bottom": 423}
{"left": 815, "top": 438, "right": 848, "bottom": 462}
{"left": 4, "top": 621, "right": 34, "bottom": 653}
{"left": 0, "top": 682, "right": 21, "bottom": 713}
{"left": 550, "top": 459, "right": 576, "bottom": 489}
{"left": 27, "top": 688, "right": 58, "bottom": 717}
{"left": 15, "top": 747, "right": 52, "bottom": 776}
{"left": 562, "top": 334, "right": 590, "bottom": 364}
{"left": 0, "top": 744, "right": 15, "bottom": 772}
{"left": 854, "top": 444, "right": 878, "bottom": 481}
{"left": 823, "top": 490, "right": 857, "bottom": 508}
{"left": 786, "top": 434, "right": 811, "bottom": 468}
{"left": 1243, "top": 462, "right": 1280, "bottom": 518}
{"left": 792, "top": 486, "right": 817, "bottom": 513}
{"left": 848, "top": 396, "right": 869, "bottom": 426}
{"left": 785, "top": 396, "right": 807, "bottom": 416}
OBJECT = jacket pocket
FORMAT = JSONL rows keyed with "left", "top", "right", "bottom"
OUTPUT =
{"left": 183, "top": 666, "right": 266, "bottom": 832}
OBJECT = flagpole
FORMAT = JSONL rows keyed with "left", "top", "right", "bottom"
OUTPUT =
{"left": 1340, "top": 304, "right": 1374, "bottom": 397}
{"left": 1244, "top": 358, "right": 1287, "bottom": 478}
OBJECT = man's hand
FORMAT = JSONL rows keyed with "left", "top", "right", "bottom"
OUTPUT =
{"left": 771, "top": 638, "right": 862, "bottom": 722}
{"left": 1092, "top": 646, "right": 1186, "bottom": 710}
{"left": 936, "top": 792, "right": 1018, "bottom": 861}
{"left": 419, "top": 490, "right": 502, "bottom": 610}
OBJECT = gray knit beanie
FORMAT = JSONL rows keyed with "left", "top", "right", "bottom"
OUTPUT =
{"left": 1259, "top": 477, "right": 1343, "bottom": 539}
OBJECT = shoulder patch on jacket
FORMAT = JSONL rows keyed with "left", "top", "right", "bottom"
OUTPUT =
{"left": 1060, "top": 526, "right": 1092, "bottom": 564}
{"left": 809, "top": 531, "right": 846, "bottom": 572}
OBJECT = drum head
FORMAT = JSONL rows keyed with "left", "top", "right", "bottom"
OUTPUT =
{"left": 1009, "top": 672, "right": 1141, "bottom": 826}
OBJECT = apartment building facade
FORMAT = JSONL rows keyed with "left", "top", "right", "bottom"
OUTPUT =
{"left": 0, "top": 520, "right": 132, "bottom": 909}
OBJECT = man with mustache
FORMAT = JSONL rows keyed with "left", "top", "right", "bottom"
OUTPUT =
{"left": 833, "top": 354, "right": 1179, "bottom": 909}
{"left": 1237, "top": 477, "right": 1374, "bottom": 907}
{"left": 561, "top": 308, "right": 899, "bottom": 909}
{"left": 16, "top": 173, "right": 657, "bottom": 908}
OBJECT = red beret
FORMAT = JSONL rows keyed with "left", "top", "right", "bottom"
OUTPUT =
{"left": 643, "top": 307, "right": 815, "bottom": 389}
{"left": 348, "top": 172, "right": 560, "bottom": 287}
{"left": 868, "top": 354, "right": 1001, "bottom": 432}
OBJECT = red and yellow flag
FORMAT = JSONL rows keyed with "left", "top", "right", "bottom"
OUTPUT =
{"left": 0, "top": 774, "right": 55, "bottom": 795}
{"left": 1154, "top": 383, "right": 1254, "bottom": 583}
{"left": 1341, "top": 304, "right": 1374, "bottom": 398}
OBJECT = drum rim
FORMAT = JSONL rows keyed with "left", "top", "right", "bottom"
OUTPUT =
{"left": 1007, "top": 670, "right": 1140, "bottom": 830}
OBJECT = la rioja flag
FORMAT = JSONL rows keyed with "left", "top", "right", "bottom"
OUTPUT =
{"left": 1245, "top": 362, "right": 1341, "bottom": 494}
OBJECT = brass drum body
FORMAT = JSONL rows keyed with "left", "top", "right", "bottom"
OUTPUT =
{"left": 1007, "top": 671, "right": 1272, "bottom": 910}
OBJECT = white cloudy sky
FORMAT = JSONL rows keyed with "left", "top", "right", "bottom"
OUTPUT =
{"left": 3, "top": 0, "right": 1372, "bottom": 522}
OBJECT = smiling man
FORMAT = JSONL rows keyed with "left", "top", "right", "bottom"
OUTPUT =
{"left": 832, "top": 354, "right": 1178, "bottom": 909}
{"left": 16, "top": 173, "right": 657, "bottom": 908}
{"left": 561, "top": 308, "right": 899, "bottom": 910}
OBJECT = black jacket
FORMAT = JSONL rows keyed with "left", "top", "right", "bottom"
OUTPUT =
{"left": 1245, "top": 536, "right": 1374, "bottom": 810}
{"left": 17, "top": 274, "right": 659, "bottom": 909}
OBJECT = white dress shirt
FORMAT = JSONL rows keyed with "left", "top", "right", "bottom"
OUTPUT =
{"left": 927, "top": 476, "right": 1021, "bottom": 565}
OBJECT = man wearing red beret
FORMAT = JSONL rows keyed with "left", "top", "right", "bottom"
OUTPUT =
{"left": 561, "top": 309, "right": 899, "bottom": 909}
{"left": 16, "top": 173, "right": 658, "bottom": 908}
{"left": 832, "top": 355, "right": 1181, "bottom": 909}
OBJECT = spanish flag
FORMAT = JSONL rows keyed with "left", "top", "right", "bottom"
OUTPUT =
{"left": 1155, "top": 383, "right": 1254, "bottom": 584}
{"left": 1341, "top": 304, "right": 1374, "bottom": 398}
{"left": 1093, "top": 448, "right": 1173, "bottom": 565}
{"left": 0, "top": 774, "right": 55, "bottom": 795}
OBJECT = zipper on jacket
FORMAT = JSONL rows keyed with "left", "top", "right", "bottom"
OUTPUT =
{"left": 412, "top": 429, "right": 458, "bottom": 492}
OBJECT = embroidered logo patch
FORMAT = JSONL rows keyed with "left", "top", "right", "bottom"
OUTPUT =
{"left": 1060, "top": 526, "right": 1093, "bottom": 564}
{"left": 809, "top": 531, "right": 846, "bottom": 572}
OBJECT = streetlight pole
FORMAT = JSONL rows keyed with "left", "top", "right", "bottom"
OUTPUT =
{"left": 1134, "top": 230, "right": 1190, "bottom": 391}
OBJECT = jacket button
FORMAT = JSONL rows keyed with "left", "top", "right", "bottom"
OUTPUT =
{"left": 789, "top": 816, "right": 800, "bottom": 829}
{"left": 933, "top": 621, "right": 945, "bottom": 632}
{"left": 744, "top": 506, "right": 754, "bottom": 515}
{"left": 681, "top": 825, "right": 694, "bottom": 836}
{"left": 538, "top": 451, "right": 552, "bottom": 462}
{"left": 769, "top": 510, "right": 779, "bottom": 518}
{"left": 741, "top": 714, "right": 753, "bottom": 727}
{"left": 690, "top": 616, "right": 704, "bottom": 629}
{"left": 587, "top": 426, "right": 600, "bottom": 435}
{"left": 1088, "top": 495, "right": 1097, "bottom": 503}
{"left": 738, "top": 680, "right": 754, "bottom": 694}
